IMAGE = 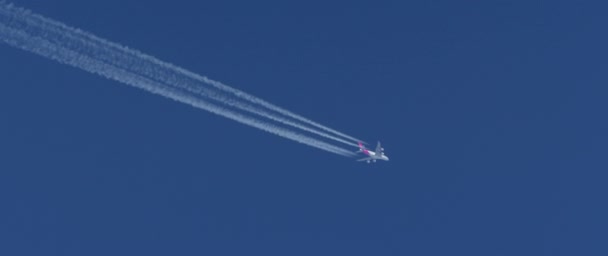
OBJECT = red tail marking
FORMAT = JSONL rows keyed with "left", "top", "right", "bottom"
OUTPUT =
{"left": 358, "top": 142, "right": 369, "bottom": 155}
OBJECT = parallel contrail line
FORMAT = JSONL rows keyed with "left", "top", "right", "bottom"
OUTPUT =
{"left": 4, "top": 3, "right": 364, "bottom": 145}
{"left": 0, "top": 3, "right": 356, "bottom": 157}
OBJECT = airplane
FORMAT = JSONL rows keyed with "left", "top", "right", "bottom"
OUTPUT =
{"left": 356, "top": 141, "right": 389, "bottom": 163}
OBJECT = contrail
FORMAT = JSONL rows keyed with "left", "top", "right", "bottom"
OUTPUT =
{"left": 3, "top": 2, "right": 364, "bottom": 146}
{"left": 0, "top": 2, "right": 356, "bottom": 157}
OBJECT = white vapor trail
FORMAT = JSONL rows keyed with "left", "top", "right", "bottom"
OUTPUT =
{"left": 4, "top": 3, "right": 363, "bottom": 147}
{"left": 0, "top": 2, "right": 356, "bottom": 157}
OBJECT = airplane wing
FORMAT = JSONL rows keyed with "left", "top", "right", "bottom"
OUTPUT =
{"left": 375, "top": 141, "right": 384, "bottom": 155}
{"left": 357, "top": 157, "right": 373, "bottom": 162}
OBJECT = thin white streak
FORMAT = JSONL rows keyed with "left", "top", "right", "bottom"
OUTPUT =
{"left": 0, "top": 5, "right": 356, "bottom": 157}
{"left": 2, "top": 3, "right": 364, "bottom": 145}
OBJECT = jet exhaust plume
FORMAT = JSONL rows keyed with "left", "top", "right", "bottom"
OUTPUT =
{"left": 0, "top": 2, "right": 358, "bottom": 156}
{"left": 1, "top": 2, "right": 363, "bottom": 147}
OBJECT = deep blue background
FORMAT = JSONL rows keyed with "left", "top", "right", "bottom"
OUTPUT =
{"left": 1, "top": 1, "right": 607, "bottom": 255}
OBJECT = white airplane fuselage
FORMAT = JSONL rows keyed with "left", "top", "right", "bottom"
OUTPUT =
{"left": 358, "top": 141, "right": 389, "bottom": 163}
{"left": 361, "top": 150, "right": 389, "bottom": 161}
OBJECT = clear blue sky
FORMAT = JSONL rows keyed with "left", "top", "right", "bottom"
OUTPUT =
{"left": 1, "top": 0, "right": 607, "bottom": 255}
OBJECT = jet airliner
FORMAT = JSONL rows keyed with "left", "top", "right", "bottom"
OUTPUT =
{"left": 356, "top": 141, "right": 389, "bottom": 163}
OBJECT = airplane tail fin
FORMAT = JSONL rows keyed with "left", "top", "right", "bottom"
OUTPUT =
{"left": 357, "top": 142, "right": 369, "bottom": 154}
{"left": 358, "top": 142, "right": 365, "bottom": 149}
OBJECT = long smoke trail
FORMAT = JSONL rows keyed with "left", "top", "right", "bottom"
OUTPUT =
{"left": 0, "top": 3, "right": 356, "bottom": 157}
{"left": 3, "top": 2, "right": 364, "bottom": 146}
